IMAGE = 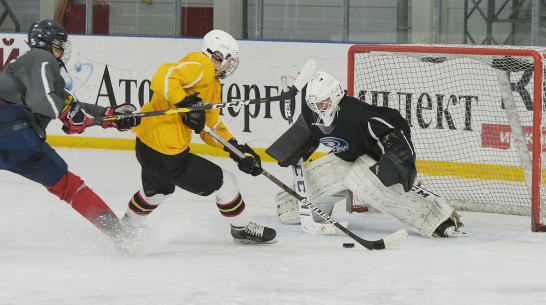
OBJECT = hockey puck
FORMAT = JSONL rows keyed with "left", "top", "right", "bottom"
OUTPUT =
{"left": 343, "top": 243, "right": 355, "bottom": 248}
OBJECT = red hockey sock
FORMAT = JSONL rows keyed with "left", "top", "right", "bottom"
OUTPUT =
{"left": 46, "top": 171, "right": 118, "bottom": 229}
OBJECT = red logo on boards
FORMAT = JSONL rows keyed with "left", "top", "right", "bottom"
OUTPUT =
{"left": 481, "top": 123, "right": 546, "bottom": 151}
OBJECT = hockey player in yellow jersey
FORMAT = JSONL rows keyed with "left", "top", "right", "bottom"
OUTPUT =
{"left": 122, "top": 30, "right": 277, "bottom": 245}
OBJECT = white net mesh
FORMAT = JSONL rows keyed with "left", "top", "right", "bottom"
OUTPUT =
{"left": 349, "top": 44, "right": 546, "bottom": 231}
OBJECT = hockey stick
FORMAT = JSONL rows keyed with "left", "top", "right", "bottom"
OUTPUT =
{"left": 280, "top": 75, "right": 347, "bottom": 235}
{"left": 89, "top": 60, "right": 317, "bottom": 127}
{"left": 291, "top": 160, "right": 348, "bottom": 234}
{"left": 203, "top": 125, "right": 408, "bottom": 250}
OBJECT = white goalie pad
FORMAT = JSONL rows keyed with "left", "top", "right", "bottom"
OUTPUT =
{"left": 344, "top": 155, "right": 454, "bottom": 237}
{"left": 276, "top": 153, "right": 352, "bottom": 224}
{"left": 276, "top": 190, "right": 300, "bottom": 224}
{"left": 276, "top": 190, "right": 343, "bottom": 224}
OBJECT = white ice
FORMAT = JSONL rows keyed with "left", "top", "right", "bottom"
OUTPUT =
{"left": 1, "top": 148, "right": 545, "bottom": 305}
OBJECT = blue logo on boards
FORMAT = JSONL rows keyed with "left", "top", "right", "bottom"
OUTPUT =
{"left": 320, "top": 137, "right": 349, "bottom": 153}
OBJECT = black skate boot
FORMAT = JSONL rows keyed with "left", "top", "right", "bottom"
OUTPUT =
{"left": 95, "top": 212, "right": 126, "bottom": 247}
{"left": 231, "top": 222, "right": 277, "bottom": 244}
{"left": 433, "top": 212, "right": 466, "bottom": 237}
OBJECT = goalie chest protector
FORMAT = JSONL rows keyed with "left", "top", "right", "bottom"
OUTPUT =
{"left": 266, "top": 115, "right": 319, "bottom": 166}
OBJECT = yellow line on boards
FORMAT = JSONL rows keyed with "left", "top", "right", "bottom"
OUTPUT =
{"left": 417, "top": 159, "right": 525, "bottom": 182}
{"left": 46, "top": 136, "right": 534, "bottom": 182}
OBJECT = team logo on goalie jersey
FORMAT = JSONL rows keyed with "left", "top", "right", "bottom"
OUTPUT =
{"left": 320, "top": 137, "right": 349, "bottom": 153}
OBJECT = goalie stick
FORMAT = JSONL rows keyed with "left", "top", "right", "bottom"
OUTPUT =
{"left": 203, "top": 125, "right": 408, "bottom": 250}
{"left": 280, "top": 75, "right": 347, "bottom": 235}
{"left": 89, "top": 60, "right": 317, "bottom": 127}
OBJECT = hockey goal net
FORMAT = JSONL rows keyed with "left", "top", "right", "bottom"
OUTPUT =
{"left": 347, "top": 44, "right": 546, "bottom": 232}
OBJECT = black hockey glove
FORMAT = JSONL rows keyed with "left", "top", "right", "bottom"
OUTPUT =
{"left": 175, "top": 93, "right": 202, "bottom": 108}
{"left": 371, "top": 130, "right": 416, "bottom": 192}
{"left": 177, "top": 93, "right": 206, "bottom": 134}
{"left": 102, "top": 103, "right": 141, "bottom": 131}
{"left": 226, "top": 139, "right": 263, "bottom": 176}
{"left": 183, "top": 111, "right": 206, "bottom": 134}
{"left": 59, "top": 97, "right": 93, "bottom": 134}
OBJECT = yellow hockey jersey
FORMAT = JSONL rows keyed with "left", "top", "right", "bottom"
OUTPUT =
{"left": 133, "top": 52, "right": 234, "bottom": 155}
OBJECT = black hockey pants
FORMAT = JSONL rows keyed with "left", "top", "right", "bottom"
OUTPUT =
{"left": 135, "top": 138, "right": 223, "bottom": 198}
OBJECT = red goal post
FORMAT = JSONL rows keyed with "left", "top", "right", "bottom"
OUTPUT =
{"left": 347, "top": 44, "right": 546, "bottom": 232}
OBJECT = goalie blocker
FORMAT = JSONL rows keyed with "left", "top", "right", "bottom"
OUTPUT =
{"left": 266, "top": 115, "right": 319, "bottom": 168}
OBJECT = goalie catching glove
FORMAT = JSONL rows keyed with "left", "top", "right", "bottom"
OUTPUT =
{"left": 101, "top": 104, "right": 141, "bottom": 131}
{"left": 225, "top": 139, "right": 263, "bottom": 176}
{"left": 371, "top": 129, "right": 416, "bottom": 192}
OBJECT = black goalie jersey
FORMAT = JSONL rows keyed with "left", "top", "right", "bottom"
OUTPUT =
{"left": 301, "top": 95, "right": 412, "bottom": 162}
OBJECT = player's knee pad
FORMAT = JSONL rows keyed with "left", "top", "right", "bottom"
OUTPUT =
{"left": 345, "top": 155, "right": 453, "bottom": 237}
{"left": 128, "top": 189, "right": 171, "bottom": 216}
{"left": 215, "top": 169, "right": 246, "bottom": 219}
{"left": 215, "top": 169, "right": 239, "bottom": 203}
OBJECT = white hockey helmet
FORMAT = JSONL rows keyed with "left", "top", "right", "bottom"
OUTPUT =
{"left": 305, "top": 71, "right": 344, "bottom": 127}
{"left": 201, "top": 29, "right": 240, "bottom": 79}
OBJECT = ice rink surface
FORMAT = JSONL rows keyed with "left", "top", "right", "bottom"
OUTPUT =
{"left": 1, "top": 147, "right": 545, "bottom": 305}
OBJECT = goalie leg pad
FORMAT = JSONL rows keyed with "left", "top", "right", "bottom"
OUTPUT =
{"left": 276, "top": 189, "right": 300, "bottom": 224}
{"left": 305, "top": 153, "right": 352, "bottom": 201}
{"left": 276, "top": 190, "right": 343, "bottom": 224}
{"left": 344, "top": 155, "right": 454, "bottom": 237}
{"left": 275, "top": 154, "right": 352, "bottom": 224}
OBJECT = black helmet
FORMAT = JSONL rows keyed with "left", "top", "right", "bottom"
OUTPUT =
{"left": 28, "top": 20, "right": 67, "bottom": 49}
{"left": 28, "top": 20, "right": 71, "bottom": 65}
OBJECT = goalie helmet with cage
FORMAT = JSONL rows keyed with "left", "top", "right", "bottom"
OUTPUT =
{"left": 305, "top": 71, "right": 345, "bottom": 127}
{"left": 201, "top": 29, "right": 240, "bottom": 79}
{"left": 28, "top": 20, "right": 71, "bottom": 65}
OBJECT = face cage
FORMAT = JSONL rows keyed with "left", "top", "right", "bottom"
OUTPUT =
{"left": 52, "top": 40, "right": 71, "bottom": 64}
{"left": 217, "top": 57, "right": 239, "bottom": 79}
{"left": 307, "top": 99, "right": 337, "bottom": 127}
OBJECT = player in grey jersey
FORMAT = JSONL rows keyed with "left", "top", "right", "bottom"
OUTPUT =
{"left": 272, "top": 71, "right": 465, "bottom": 237}
{"left": 0, "top": 20, "right": 140, "bottom": 243}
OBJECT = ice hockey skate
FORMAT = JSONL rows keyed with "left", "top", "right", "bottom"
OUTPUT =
{"left": 231, "top": 222, "right": 277, "bottom": 244}
{"left": 95, "top": 212, "right": 124, "bottom": 243}
{"left": 94, "top": 212, "right": 141, "bottom": 254}
{"left": 114, "top": 214, "right": 151, "bottom": 253}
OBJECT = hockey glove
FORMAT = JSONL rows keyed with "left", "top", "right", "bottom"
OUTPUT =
{"left": 182, "top": 111, "right": 206, "bottom": 134}
{"left": 175, "top": 93, "right": 202, "bottom": 108}
{"left": 101, "top": 104, "right": 141, "bottom": 131}
{"left": 226, "top": 139, "right": 263, "bottom": 176}
{"left": 372, "top": 130, "right": 417, "bottom": 192}
{"left": 371, "top": 152, "right": 417, "bottom": 192}
{"left": 59, "top": 99, "right": 93, "bottom": 134}
{"left": 177, "top": 93, "right": 206, "bottom": 134}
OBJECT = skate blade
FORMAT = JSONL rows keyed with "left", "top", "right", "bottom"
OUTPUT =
{"left": 232, "top": 237, "right": 278, "bottom": 245}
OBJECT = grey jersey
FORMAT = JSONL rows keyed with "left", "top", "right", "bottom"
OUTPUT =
{"left": 0, "top": 48, "right": 106, "bottom": 137}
